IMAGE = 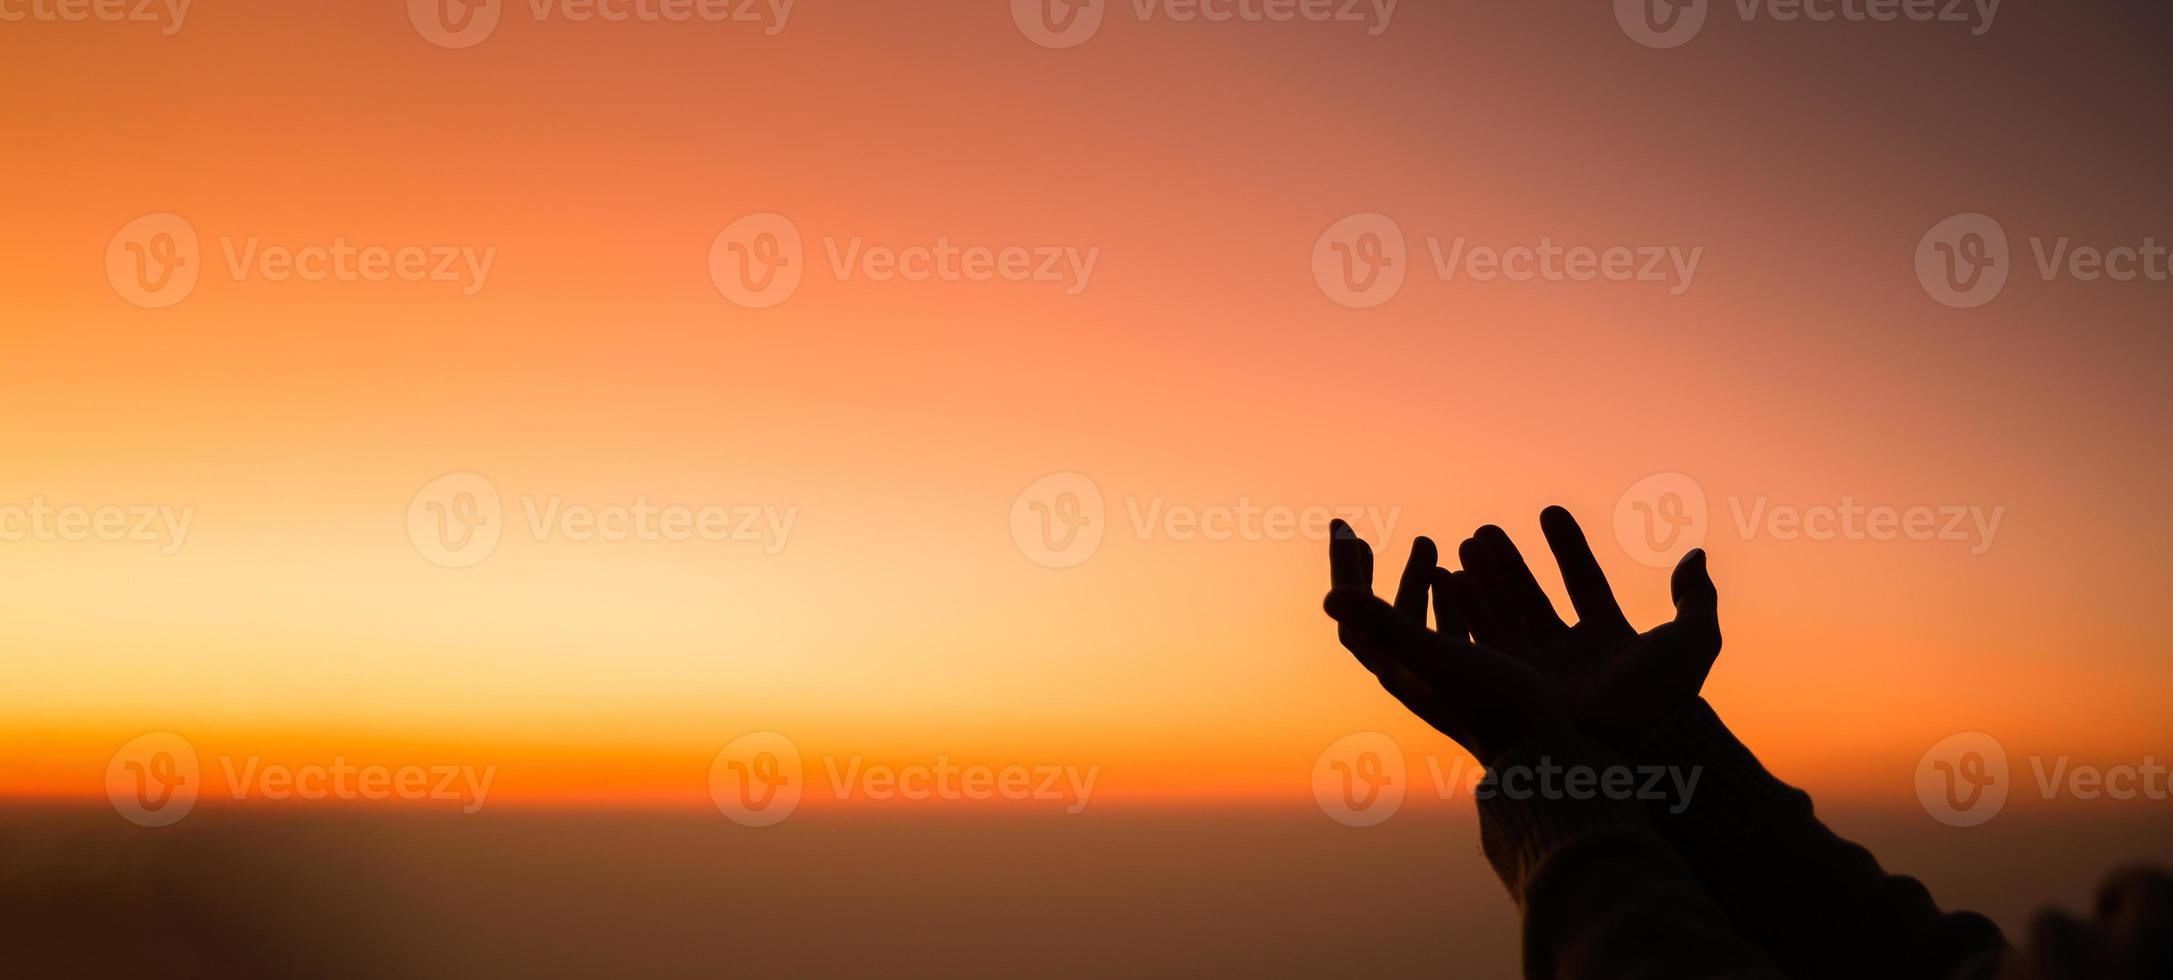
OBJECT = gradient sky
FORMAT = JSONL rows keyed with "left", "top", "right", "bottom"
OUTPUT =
{"left": 2, "top": 0, "right": 2169, "bottom": 810}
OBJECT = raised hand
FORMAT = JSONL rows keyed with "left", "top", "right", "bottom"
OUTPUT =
{"left": 1442, "top": 506, "right": 1721, "bottom": 743}
{"left": 1326, "top": 520, "right": 1571, "bottom": 765}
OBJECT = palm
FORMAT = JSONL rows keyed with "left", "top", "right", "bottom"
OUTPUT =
{"left": 1445, "top": 508, "right": 1720, "bottom": 741}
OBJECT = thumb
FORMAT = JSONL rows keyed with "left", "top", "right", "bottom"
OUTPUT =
{"left": 1669, "top": 549, "right": 1718, "bottom": 628}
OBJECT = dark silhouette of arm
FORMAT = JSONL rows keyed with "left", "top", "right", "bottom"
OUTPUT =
{"left": 1432, "top": 508, "right": 2008, "bottom": 977}
{"left": 1474, "top": 735, "right": 1786, "bottom": 980}
{"left": 1343, "top": 508, "right": 2173, "bottom": 980}
{"left": 1325, "top": 524, "right": 1783, "bottom": 978}
{"left": 1629, "top": 698, "right": 2008, "bottom": 979}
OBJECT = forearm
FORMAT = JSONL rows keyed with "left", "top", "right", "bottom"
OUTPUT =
{"left": 1630, "top": 698, "right": 2008, "bottom": 978}
{"left": 1477, "top": 735, "right": 1784, "bottom": 980}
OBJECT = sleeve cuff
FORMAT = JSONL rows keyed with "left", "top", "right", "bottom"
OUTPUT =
{"left": 1475, "top": 734, "right": 1654, "bottom": 898}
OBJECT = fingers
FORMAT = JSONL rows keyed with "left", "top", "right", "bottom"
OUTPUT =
{"left": 1539, "top": 506, "right": 1630, "bottom": 631}
{"left": 1475, "top": 525, "right": 1567, "bottom": 634}
{"left": 1337, "top": 603, "right": 1442, "bottom": 720}
{"left": 1666, "top": 549, "right": 1722, "bottom": 677}
{"left": 1329, "top": 521, "right": 1386, "bottom": 666}
{"left": 1430, "top": 567, "right": 1471, "bottom": 643}
{"left": 1393, "top": 536, "right": 1438, "bottom": 622}
{"left": 1328, "top": 519, "right": 1373, "bottom": 591}
{"left": 1324, "top": 589, "right": 1446, "bottom": 661}
{"left": 1456, "top": 536, "right": 1523, "bottom": 650}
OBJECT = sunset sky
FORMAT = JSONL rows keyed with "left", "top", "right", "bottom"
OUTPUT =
{"left": 2, "top": 0, "right": 2169, "bottom": 814}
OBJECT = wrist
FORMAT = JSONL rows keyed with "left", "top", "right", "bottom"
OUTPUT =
{"left": 1576, "top": 690, "right": 1704, "bottom": 755}
{"left": 1473, "top": 733, "right": 1654, "bottom": 895}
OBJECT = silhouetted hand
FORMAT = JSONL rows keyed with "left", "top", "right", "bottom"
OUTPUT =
{"left": 1442, "top": 506, "right": 1721, "bottom": 744}
{"left": 1325, "top": 521, "right": 1571, "bottom": 765}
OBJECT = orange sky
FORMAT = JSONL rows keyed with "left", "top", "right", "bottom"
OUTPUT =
{"left": 2, "top": 1, "right": 2169, "bottom": 811}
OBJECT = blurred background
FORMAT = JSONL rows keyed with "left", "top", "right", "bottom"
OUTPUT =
{"left": 2, "top": 0, "right": 2169, "bottom": 975}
